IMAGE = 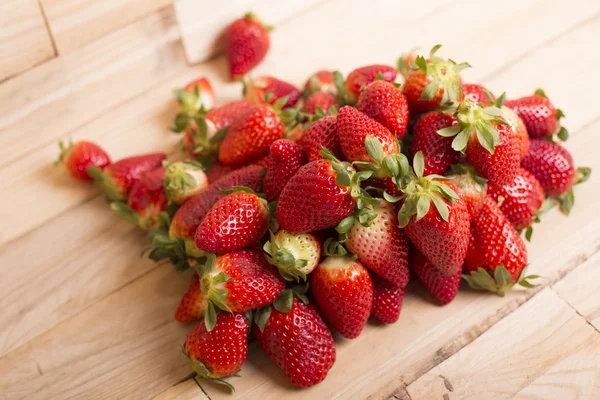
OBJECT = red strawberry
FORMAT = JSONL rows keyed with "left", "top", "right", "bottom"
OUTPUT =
{"left": 302, "top": 91, "right": 337, "bottom": 115}
{"left": 371, "top": 274, "right": 406, "bottom": 323}
{"left": 445, "top": 170, "right": 487, "bottom": 220}
{"left": 195, "top": 190, "right": 269, "bottom": 253}
{"left": 225, "top": 13, "right": 270, "bottom": 79}
{"left": 111, "top": 167, "right": 168, "bottom": 230}
{"left": 286, "top": 123, "right": 306, "bottom": 144}
{"left": 461, "top": 83, "right": 494, "bottom": 106}
{"left": 403, "top": 45, "right": 468, "bottom": 114}
{"left": 310, "top": 242, "right": 373, "bottom": 338}
{"left": 219, "top": 104, "right": 285, "bottom": 166}
{"left": 337, "top": 106, "right": 398, "bottom": 164}
{"left": 244, "top": 76, "right": 301, "bottom": 109}
{"left": 343, "top": 64, "right": 397, "bottom": 101}
{"left": 263, "top": 230, "right": 321, "bottom": 281}
{"left": 303, "top": 70, "right": 336, "bottom": 95}
{"left": 56, "top": 140, "right": 111, "bottom": 181}
{"left": 303, "top": 116, "right": 343, "bottom": 162}
{"left": 412, "top": 112, "right": 460, "bottom": 175}
{"left": 175, "top": 250, "right": 285, "bottom": 324}
{"left": 87, "top": 152, "right": 166, "bottom": 201}
{"left": 163, "top": 161, "right": 208, "bottom": 205}
{"left": 502, "top": 105, "right": 530, "bottom": 160}
{"left": 410, "top": 249, "right": 461, "bottom": 305}
{"left": 521, "top": 139, "right": 574, "bottom": 197}
{"left": 463, "top": 196, "right": 537, "bottom": 294}
{"left": 357, "top": 80, "right": 409, "bottom": 139}
{"left": 487, "top": 167, "right": 544, "bottom": 230}
{"left": 206, "top": 100, "right": 254, "bottom": 130}
{"left": 183, "top": 77, "right": 216, "bottom": 111}
{"left": 396, "top": 49, "right": 418, "bottom": 78}
{"left": 206, "top": 163, "right": 239, "bottom": 183}
{"left": 504, "top": 89, "right": 567, "bottom": 139}
{"left": 172, "top": 78, "right": 216, "bottom": 136}
{"left": 264, "top": 139, "right": 307, "bottom": 202}
{"left": 183, "top": 313, "right": 248, "bottom": 383}
{"left": 253, "top": 298, "right": 336, "bottom": 387}
{"left": 344, "top": 201, "right": 410, "bottom": 287}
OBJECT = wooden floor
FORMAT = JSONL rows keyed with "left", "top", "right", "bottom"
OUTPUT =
{"left": 1, "top": 1, "right": 599, "bottom": 399}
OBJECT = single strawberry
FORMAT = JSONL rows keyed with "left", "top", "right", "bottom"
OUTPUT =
{"left": 410, "top": 248, "right": 461, "bottom": 305}
{"left": 445, "top": 167, "right": 487, "bottom": 220}
{"left": 412, "top": 112, "right": 460, "bottom": 176}
{"left": 111, "top": 167, "right": 168, "bottom": 230}
{"left": 263, "top": 230, "right": 321, "bottom": 281}
{"left": 225, "top": 13, "right": 270, "bottom": 79}
{"left": 263, "top": 139, "right": 307, "bottom": 202}
{"left": 370, "top": 274, "right": 406, "bottom": 323}
{"left": 219, "top": 104, "right": 285, "bottom": 166}
{"left": 171, "top": 77, "right": 216, "bottom": 135}
{"left": 461, "top": 83, "right": 494, "bottom": 106}
{"left": 175, "top": 250, "right": 285, "bottom": 326}
{"left": 303, "top": 115, "right": 343, "bottom": 162}
{"left": 183, "top": 312, "right": 248, "bottom": 386}
{"left": 253, "top": 297, "right": 336, "bottom": 387}
{"left": 403, "top": 45, "right": 469, "bottom": 114}
{"left": 463, "top": 196, "right": 538, "bottom": 294}
{"left": 357, "top": 80, "right": 409, "bottom": 139}
{"left": 341, "top": 64, "right": 397, "bottom": 102}
{"left": 344, "top": 201, "right": 410, "bottom": 287}
{"left": 205, "top": 163, "right": 238, "bottom": 183}
{"left": 244, "top": 76, "right": 301, "bottom": 109}
{"left": 195, "top": 189, "right": 269, "bottom": 253}
{"left": 337, "top": 106, "right": 398, "bottom": 164}
{"left": 87, "top": 152, "right": 166, "bottom": 201}
{"left": 163, "top": 161, "right": 208, "bottom": 205}
{"left": 487, "top": 167, "right": 544, "bottom": 230}
{"left": 310, "top": 239, "right": 373, "bottom": 338}
{"left": 504, "top": 89, "right": 568, "bottom": 140}
{"left": 56, "top": 140, "right": 111, "bottom": 181}
{"left": 301, "top": 91, "right": 337, "bottom": 115}
{"left": 502, "top": 105, "right": 530, "bottom": 159}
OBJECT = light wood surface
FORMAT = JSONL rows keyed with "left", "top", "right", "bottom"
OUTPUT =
{"left": 0, "top": 0, "right": 55, "bottom": 82}
{"left": 0, "top": 0, "right": 599, "bottom": 399}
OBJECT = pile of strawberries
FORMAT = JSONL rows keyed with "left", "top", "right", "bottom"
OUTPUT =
{"left": 56, "top": 14, "right": 591, "bottom": 390}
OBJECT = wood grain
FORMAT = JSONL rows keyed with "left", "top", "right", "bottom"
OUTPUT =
{"left": 406, "top": 288, "right": 600, "bottom": 400}
{"left": 40, "top": 0, "right": 173, "bottom": 54}
{"left": 152, "top": 378, "right": 208, "bottom": 400}
{"left": 0, "top": 0, "right": 55, "bottom": 82}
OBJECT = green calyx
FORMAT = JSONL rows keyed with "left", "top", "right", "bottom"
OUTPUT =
{"left": 438, "top": 98, "right": 508, "bottom": 154}
{"left": 462, "top": 265, "right": 541, "bottom": 296}
{"left": 110, "top": 201, "right": 169, "bottom": 231}
{"left": 172, "top": 85, "right": 208, "bottom": 133}
{"left": 263, "top": 231, "right": 308, "bottom": 282}
{"left": 322, "top": 237, "right": 355, "bottom": 258}
{"left": 54, "top": 140, "right": 73, "bottom": 166}
{"left": 87, "top": 166, "right": 126, "bottom": 202}
{"left": 142, "top": 231, "right": 205, "bottom": 272}
{"left": 164, "top": 160, "right": 206, "bottom": 203}
{"left": 413, "top": 44, "right": 470, "bottom": 105}
{"left": 254, "top": 285, "right": 309, "bottom": 332}
{"left": 195, "top": 254, "right": 233, "bottom": 332}
{"left": 181, "top": 345, "right": 237, "bottom": 392}
{"left": 384, "top": 151, "right": 459, "bottom": 228}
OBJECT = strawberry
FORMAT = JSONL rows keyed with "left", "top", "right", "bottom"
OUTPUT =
{"left": 253, "top": 297, "right": 336, "bottom": 387}
{"left": 344, "top": 201, "right": 410, "bottom": 287}
{"left": 357, "top": 80, "right": 409, "bottom": 139}
{"left": 302, "top": 115, "right": 343, "bottom": 162}
{"left": 396, "top": 49, "right": 418, "bottom": 78}
{"left": 504, "top": 89, "right": 568, "bottom": 140}
{"left": 244, "top": 76, "right": 301, "bottom": 109}
{"left": 410, "top": 248, "right": 461, "bottom": 305}
{"left": 264, "top": 139, "right": 307, "bottom": 202}
{"left": 225, "top": 13, "right": 270, "bottom": 79}
{"left": 463, "top": 196, "right": 538, "bottom": 294}
{"left": 371, "top": 274, "right": 406, "bottom": 323}
{"left": 171, "top": 77, "right": 216, "bottom": 135}
{"left": 286, "top": 123, "right": 306, "bottom": 144}
{"left": 310, "top": 239, "right": 373, "bottom": 338}
{"left": 341, "top": 64, "right": 397, "bottom": 102}
{"left": 303, "top": 70, "right": 336, "bottom": 95}
{"left": 388, "top": 153, "right": 470, "bottom": 276}
{"left": 301, "top": 91, "right": 337, "bottom": 115}
{"left": 175, "top": 250, "right": 285, "bottom": 327}
{"left": 206, "top": 163, "right": 238, "bottom": 183}
{"left": 218, "top": 104, "right": 285, "bottom": 166}
{"left": 111, "top": 167, "right": 168, "bottom": 230}
{"left": 445, "top": 168, "right": 487, "bottom": 220}
{"left": 461, "top": 83, "right": 494, "bottom": 106}
{"left": 502, "top": 105, "right": 530, "bottom": 159}
{"left": 263, "top": 230, "right": 321, "bottom": 281}
{"left": 412, "top": 112, "right": 460, "bottom": 175}
{"left": 87, "top": 152, "right": 166, "bottom": 201}
{"left": 195, "top": 189, "right": 269, "bottom": 253}
{"left": 56, "top": 140, "right": 111, "bottom": 181}
{"left": 403, "top": 45, "right": 469, "bottom": 114}
{"left": 487, "top": 167, "right": 544, "bottom": 230}
{"left": 438, "top": 98, "right": 519, "bottom": 185}
{"left": 336, "top": 106, "right": 398, "bottom": 164}
{"left": 163, "top": 161, "right": 208, "bottom": 205}
{"left": 183, "top": 313, "right": 248, "bottom": 385}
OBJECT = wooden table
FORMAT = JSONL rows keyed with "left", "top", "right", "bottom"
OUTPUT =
{"left": 1, "top": 1, "right": 599, "bottom": 399}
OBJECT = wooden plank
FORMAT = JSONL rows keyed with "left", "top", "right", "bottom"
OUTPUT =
{"left": 406, "top": 288, "right": 600, "bottom": 400}
{"left": 0, "top": 0, "right": 55, "bottom": 82}
{"left": 152, "top": 379, "right": 208, "bottom": 400}
{"left": 553, "top": 253, "right": 600, "bottom": 332}
{"left": 174, "top": 0, "right": 325, "bottom": 64}
{"left": 40, "top": 0, "right": 174, "bottom": 54}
